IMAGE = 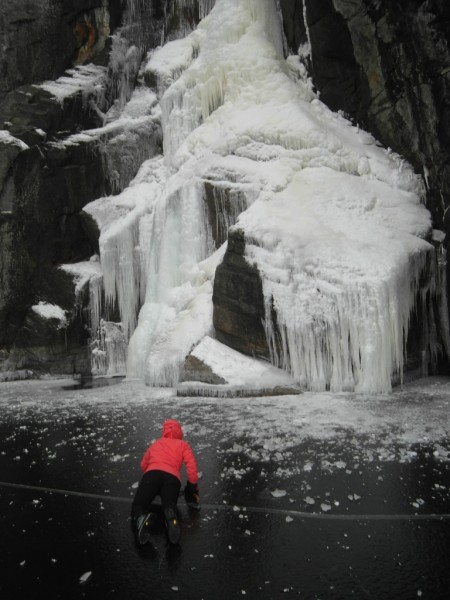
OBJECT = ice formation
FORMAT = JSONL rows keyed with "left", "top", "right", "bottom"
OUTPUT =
{"left": 240, "top": 168, "right": 433, "bottom": 393}
{"left": 80, "top": 0, "right": 434, "bottom": 392}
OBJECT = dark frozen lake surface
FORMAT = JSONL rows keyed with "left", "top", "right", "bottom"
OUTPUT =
{"left": 0, "top": 376, "right": 449, "bottom": 599}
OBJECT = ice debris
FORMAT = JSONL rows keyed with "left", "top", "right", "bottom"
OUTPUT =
{"left": 271, "top": 489, "right": 287, "bottom": 498}
{"left": 79, "top": 571, "right": 92, "bottom": 584}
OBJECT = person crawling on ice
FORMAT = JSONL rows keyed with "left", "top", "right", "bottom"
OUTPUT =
{"left": 131, "top": 419, "right": 200, "bottom": 545}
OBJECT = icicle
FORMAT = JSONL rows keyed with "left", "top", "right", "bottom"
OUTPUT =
{"left": 214, "top": 187, "right": 247, "bottom": 242}
{"left": 102, "top": 35, "right": 142, "bottom": 112}
{"left": 121, "top": 0, "right": 145, "bottom": 22}
{"left": 274, "top": 0, "right": 289, "bottom": 58}
{"left": 90, "top": 319, "right": 127, "bottom": 375}
{"left": 199, "top": 0, "right": 216, "bottom": 19}
{"left": 100, "top": 218, "right": 140, "bottom": 338}
{"left": 204, "top": 184, "right": 250, "bottom": 247}
{"left": 167, "top": 0, "right": 216, "bottom": 21}
{"left": 161, "top": 83, "right": 201, "bottom": 164}
{"left": 248, "top": 0, "right": 285, "bottom": 59}
{"left": 261, "top": 246, "right": 436, "bottom": 393}
{"left": 89, "top": 274, "right": 104, "bottom": 337}
{"left": 301, "top": 0, "right": 312, "bottom": 64}
{"left": 126, "top": 181, "right": 214, "bottom": 383}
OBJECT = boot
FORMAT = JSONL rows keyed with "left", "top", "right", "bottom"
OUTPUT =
{"left": 164, "top": 507, "right": 181, "bottom": 545}
{"left": 135, "top": 512, "right": 155, "bottom": 545}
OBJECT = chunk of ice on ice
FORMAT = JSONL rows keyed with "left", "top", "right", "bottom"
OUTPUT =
{"left": 79, "top": 571, "right": 92, "bottom": 584}
{"left": 334, "top": 461, "right": 347, "bottom": 469}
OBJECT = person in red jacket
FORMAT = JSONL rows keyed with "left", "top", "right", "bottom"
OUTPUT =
{"left": 131, "top": 419, "right": 200, "bottom": 545}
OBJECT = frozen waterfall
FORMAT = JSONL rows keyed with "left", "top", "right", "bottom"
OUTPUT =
{"left": 82, "top": 0, "right": 435, "bottom": 392}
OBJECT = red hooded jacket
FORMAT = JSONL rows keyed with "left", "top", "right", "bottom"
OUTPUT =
{"left": 140, "top": 419, "right": 198, "bottom": 484}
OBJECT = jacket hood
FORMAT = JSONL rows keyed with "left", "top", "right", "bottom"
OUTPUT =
{"left": 162, "top": 419, "right": 183, "bottom": 440}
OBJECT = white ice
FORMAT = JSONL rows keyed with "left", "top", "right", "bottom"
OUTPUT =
{"left": 81, "top": 0, "right": 434, "bottom": 393}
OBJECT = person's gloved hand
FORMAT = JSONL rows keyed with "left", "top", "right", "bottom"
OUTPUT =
{"left": 184, "top": 481, "right": 200, "bottom": 508}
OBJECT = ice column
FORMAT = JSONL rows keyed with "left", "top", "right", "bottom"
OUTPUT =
{"left": 126, "top": 179, "right": 215, "bottom": 383}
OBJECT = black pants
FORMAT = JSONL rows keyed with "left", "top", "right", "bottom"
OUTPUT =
{"left": 131, "top": 470, "right": 181, "bottom": 518}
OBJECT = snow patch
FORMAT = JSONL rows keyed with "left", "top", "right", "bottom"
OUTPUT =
{"left": 270, "top": 489, "right": 287, "bottom": 498}
{"left": 0, "top": 130, "right": 29, "bottom": 150}
{"left": 79, "top": 571, "right": 92, "bottom": 584}
{"left": 38, "top": 65, "right": 107, "bottom": 104}
{"left": 31, "top": 302, "right": 67, "bottom": 328}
